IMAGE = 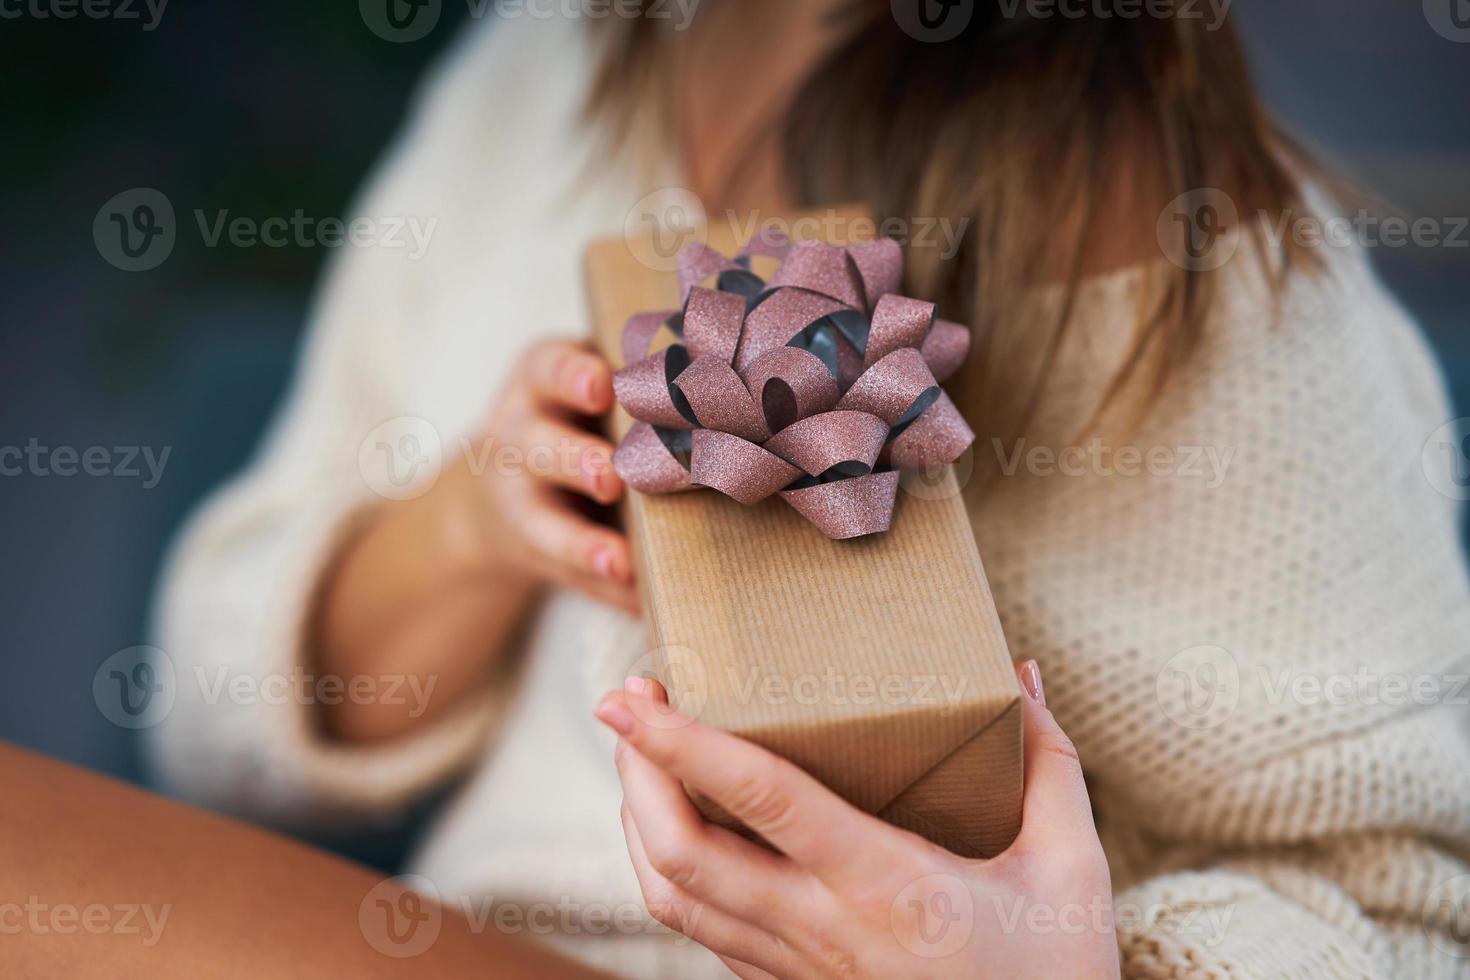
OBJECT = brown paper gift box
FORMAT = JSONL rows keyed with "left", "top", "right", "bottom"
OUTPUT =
{"left": 585, "top": 208, "right": 1022, "bottom": 859}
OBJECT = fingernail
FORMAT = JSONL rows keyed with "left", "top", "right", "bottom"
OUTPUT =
{"left": 592, "top": 547, "right": 615, "bottom": 580}
{"left": 594, "top": 696, "right": 636, "bottom": 736}
{"left": 1020, "top": 660, "right": 1046, "bottom": 707}
{"left": 579, "top": 373, "right": 598, "bottom": 407}
{"left": 583, "top": 454, "right": 609, "bottom": 498}
{"left": 625, "top": 676, "right": 647, "bottom": 696}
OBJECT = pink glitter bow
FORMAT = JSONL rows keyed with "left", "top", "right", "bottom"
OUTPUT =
{"left": 612, "top": 231, "right": 974, "bottom": 539}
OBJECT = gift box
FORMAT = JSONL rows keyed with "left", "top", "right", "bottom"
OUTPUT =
{"left": 585, "top": 208, "right": 1022, "bottom": 859}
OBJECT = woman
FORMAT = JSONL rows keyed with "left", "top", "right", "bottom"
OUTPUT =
{"left": 151, "top": 2, "right": 1470, "bottom": 977}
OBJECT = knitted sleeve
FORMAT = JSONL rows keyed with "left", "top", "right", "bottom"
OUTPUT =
{"left": 1112, "top": 756, "right": 1470, "bottom": 978}
{"left": 975, "top": 237, "right": 1470, "bottom": 977}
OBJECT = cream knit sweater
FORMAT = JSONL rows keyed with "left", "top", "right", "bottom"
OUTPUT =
{"left": 149, "top": 12, "right": 1470, "bottom": 979}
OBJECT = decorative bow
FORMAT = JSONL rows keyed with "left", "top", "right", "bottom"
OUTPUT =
{"left": 612, "top": 230, "right": 974, "bottom": 539}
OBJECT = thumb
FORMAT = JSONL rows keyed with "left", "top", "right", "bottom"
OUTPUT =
{"left": 1012, "top": 660, "right": 1099, "bottom": 855}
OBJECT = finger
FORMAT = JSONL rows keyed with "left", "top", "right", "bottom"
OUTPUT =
{"left": 517, "top": 413, "right": 622, "bottom": 505}
{"left": 522, "top": 340, "right": 613, "bottom": 415}
{"left": 519, "top": 495, "right": 633, "bottom": 590}
{"left": 1011, "top": 660, "right": 1100, "bottom": 857}
{"left": 612, "top": 709, "right": 814, "bottom": 930}
{"left": 594, "top": 689, "right": 906, "bottom": 889}
{"left": 717, "top": 957, "right": 781, "bottom": 980}
{"left": 621, "top": 802, "right": 799, "bottom": 976}
{"left": 559, "top": 566, "right": 641, "bottom": 617}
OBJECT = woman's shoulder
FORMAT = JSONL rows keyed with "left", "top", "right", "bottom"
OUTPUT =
{"left": 369, "top": 13, "right": 594, "bottom": 195}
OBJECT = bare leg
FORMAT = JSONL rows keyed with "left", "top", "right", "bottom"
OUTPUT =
{"left": 0, "top": 743, "right": 608, "bottom": 978}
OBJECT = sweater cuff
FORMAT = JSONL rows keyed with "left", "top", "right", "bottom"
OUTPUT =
{"left": 246, "top": 491, "right": 503, "bottom": 823}
{"left": 1115, "top": 870, "right": 1390, "bottom": 979}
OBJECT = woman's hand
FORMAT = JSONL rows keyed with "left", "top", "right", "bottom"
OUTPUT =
{"left": 474, "top": 338, "right": 635, "bottom": 612}
{"left": 317, "top": 338, "right": 634, "bottom": 744}
{"left": 595, "top": 662, "right": 1120, "bottom": 979}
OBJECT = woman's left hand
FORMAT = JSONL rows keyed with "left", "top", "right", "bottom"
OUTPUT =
{"left": 594, "top": 661, "right": 1120, "bottom": 980}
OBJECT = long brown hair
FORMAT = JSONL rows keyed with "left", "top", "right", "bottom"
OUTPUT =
{"left": 585, "top": 1, "right": 1317, "bottom": 439}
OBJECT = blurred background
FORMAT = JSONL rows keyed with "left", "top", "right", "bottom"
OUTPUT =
{"left": 0, "top": 0, "right": 1466, "bottom": 861}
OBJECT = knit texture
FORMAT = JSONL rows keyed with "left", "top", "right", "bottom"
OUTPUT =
{"left": 149, "top": 13, "right": 1470, "bottom": 978}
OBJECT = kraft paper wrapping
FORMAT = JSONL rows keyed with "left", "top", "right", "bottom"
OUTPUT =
{"left": 585, "top": 208, "right": 1022, "bottom": 859}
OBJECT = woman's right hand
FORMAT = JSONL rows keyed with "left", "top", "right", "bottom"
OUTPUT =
{"left": 473, "top": 338, "right": 636, "bottom": 612}
{"left": 317, "top": 336, "right": 636, "bottom": 743}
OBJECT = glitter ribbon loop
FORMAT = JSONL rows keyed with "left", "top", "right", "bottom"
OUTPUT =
{"left": 611, "top": 234, "right": 975, "bottom": 539}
